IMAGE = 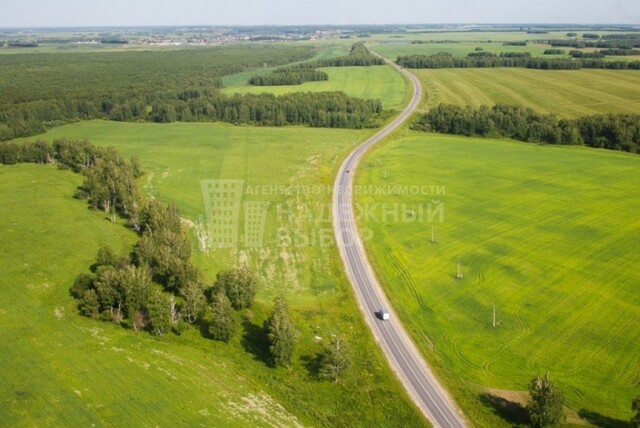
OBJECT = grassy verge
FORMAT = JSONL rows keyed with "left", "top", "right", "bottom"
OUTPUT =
{"left": 355, "top": 131, "right": 640, "bottom": 426}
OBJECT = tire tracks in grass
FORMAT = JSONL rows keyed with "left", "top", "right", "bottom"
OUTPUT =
{"left": 442, "top": 332, "right": 484, "bottom": 372}
{"left": 524, "top": 283, "right": 608, "bottom": 374}
{"left": 480, "top": 304, "right": 531, "bottom": 377}
{"left": 383, "top": 243, "right": 434, "bottom": 315}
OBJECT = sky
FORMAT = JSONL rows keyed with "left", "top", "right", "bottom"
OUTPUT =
{"left": 1, "top": 0, "right": 639, "bottom": 28}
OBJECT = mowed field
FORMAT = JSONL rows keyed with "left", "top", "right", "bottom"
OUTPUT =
{"left": 3, "top": 121, "right": 427, "bottom": 426}
{"left": 356, "top": 133, "right": 640, "bottom": 426}
{"left": 411, "top": 68, "right": 640, "bottom": 117}
{"left": 223, "top": 65, "right": 410, "bottom": 111}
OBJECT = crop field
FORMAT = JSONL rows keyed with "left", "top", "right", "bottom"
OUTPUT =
{"left": 223, "top": 65, "right": 410, "bottom": 111}
{"left": 4, "top": 121, "right": 427, "bottom": 426}
{"left": 370, "top": 31, "right": 640, "bottom": 66}
{"left": 410, "top": 68, "right": 640, "bottom": 117}
{"left": 356, "top": 132, "right": 640, "bottom": 426}
{"left": 372, "top": 41, "right": 556, "bottom": 59}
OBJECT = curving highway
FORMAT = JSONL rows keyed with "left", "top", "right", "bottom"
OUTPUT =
{"left": 332, "top": 62, "right": 467, "bottom": 427}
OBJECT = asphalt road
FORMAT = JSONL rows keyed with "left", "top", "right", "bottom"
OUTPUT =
{"left": 332, "top": 63, "right": 467, "bottom": 428}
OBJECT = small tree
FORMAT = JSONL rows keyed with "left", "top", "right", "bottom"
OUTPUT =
{"left": 70, "top": 273, "right": 94, "bottom": 299}
{"left": 180, "top": 281, "right": 206, "bottom": 324}
{"left": 264, "top": 296, "right": 297, "bottom": 368}
{"left": 214, "top": 267, "right": 257, "bottom": 310}
{"left": 79, "top": 289, "right": 100, "bottom": 319}
{"left": 95, "top": 245, "right": 117, "bottom": 268}
{"left": 147, "top": 289, "right": 171, "bottom": 336}
{"left": 528, "top": 372, "right": 564, "bottom": 428}
{"left": 118, "top": 265, "right": 151, "bottom": 324}
{"left": 319, "top": 336, "right": 350, "bottom": 382}
{"left": 93, "top": 266, "right": 121, "bottom": 317}
{"left": 632, "top": 395, "right": 640, "bottom": 428}
{"left": 209, "top": 290, "right": 236, "bottom": 342}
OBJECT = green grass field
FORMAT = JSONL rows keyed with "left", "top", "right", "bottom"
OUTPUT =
{"left": 223, "top": 65, "right": 410, "bottom": 111}
{"left": 372, "top": 41, "right": 557, "bottom": 59}
{"left": 356, "top": 132, "right": 640, "bottom": 426}
{"left": 31, "top": 121, "right": 371, "bottom": 300}
{"left": 410, "top": 68, "right": 640, "bottom": 118}
{"left": 3, "top": 121, "right": 427, "bottom": 426}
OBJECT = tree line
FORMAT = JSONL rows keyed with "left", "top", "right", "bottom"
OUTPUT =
{"left": 152, "top": 91, "right": 385, "bottom": 128}
{"left": 0, "top": 89, "right": 385, "bottom": 141}
{"left": 249, "top": 64, "right": 329, "bottom": 86}
{"left": 314, "top": 42, "right": 385, "bottom": 67}
{"left": 248, "top": 42, "right": 384, "bottom": 86}
{"left": 0, "top": 138, "right": 143, "bottom": 223}
{"left": 412, "top": 104, "right": 640, "bottom": 153}
{"left": 1, "top": 137, "right": 350, "bottom": 377}
{"left": 396, "top": 52, "right": 640, "bottom": 70}
{"left": 547, "top": 36, "right": 640, "bottom": 49}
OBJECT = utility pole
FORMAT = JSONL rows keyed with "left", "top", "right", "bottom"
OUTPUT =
{"left": 456, "top": 261, "right": 463, "bottom": 280}
{"left": 493, "top": 304, "right": 496, "bottom": 328}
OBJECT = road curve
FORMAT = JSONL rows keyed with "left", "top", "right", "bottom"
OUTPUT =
{"left": 332, "top": 63, "right": 467, "bottom": 427}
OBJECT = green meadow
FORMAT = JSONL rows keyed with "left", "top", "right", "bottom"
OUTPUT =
{"left": 2, "top": 121, "right": 427, "bottom": 426}
{"left": 411, "top": 68, "right": 640, "bottom": 117}
{"left": 356, "top": 132, "right": 640, "bottom": 426}
{"left": 372, "top": 41, "right": 556, "bottom": 59}
{"left": 31, "top": 121, "right": 371, "bottom": 300}
{"left": 223, "top": 65, "right": 410, "bottom": 111}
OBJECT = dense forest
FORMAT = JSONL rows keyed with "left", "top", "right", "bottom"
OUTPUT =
{"left": 0, "top": 44, "right": 387, "bottom": 140}
{"left": 412, "top": 104, "right": 640, "bottom": 153}
{"left": 248, "top": 42, "right": 384, "bottom": 86}
{"left": 396, "top": 52, "right": 640, "bottom": 70}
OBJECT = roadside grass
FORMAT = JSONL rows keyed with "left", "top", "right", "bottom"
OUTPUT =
{"left": 223, "top": 65, "right": 410, "bottom": 111}
{"left": 5, "top": 121, "right": 428, "bottom": 426}
{"left": 409, "top": 68, "right": 640, "bottom": 117}
{"left": 355, "top": 132, "right": 640, "bottom": 427}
